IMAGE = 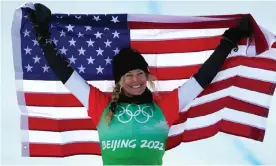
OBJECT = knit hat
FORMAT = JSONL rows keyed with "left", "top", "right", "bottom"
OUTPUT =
{"left": 112, "top": 48, "right": 149, "bottom": 84}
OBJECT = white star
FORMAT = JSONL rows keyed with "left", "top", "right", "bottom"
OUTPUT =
{"left": 94, "top": 31, "right": 103, "bottom": 38}
{"left": 52, "top": 38, "right": 58, "bottom": 45}
{"left": 25, "top": 64, "right": 33, "bottom": 72}
{"left": 24, "top": 46, "right": 32, "bottom": 55}
{"left": 96, "top": 47, "right": 104, "bottom": 56}
{"left": 93, "top": 15, "right": 101, "bottom": 21}
{"left": 105, "top": 56, "right": 112, "bottom": 65}
{"left": 46, "top": 39, "right": 52, "bottom": 44}
{"left": 42, "top": 64, "right": 50, "bottom": 72}
{"left": 85, "top": 26, "right": 92, "bottom": 31}
{"left": 60, "top": 30, "right": 66, "bottom": 37}
{"left": 111, "top": 16, "right": 119, "bottom": 23}
{"left": 104, "top": 27, "right": 109, "bottom": 31}
{"left": 104, "top": 39, "right": 112, "bottom": 47}
{"left": 32, "top": 39, "right": 39, "bottom": 46}
{"left": 86, "top": 39, "right": 95, "bottom": 47}
{"left": 59, "top": 46, "right": 68, "bottom": 55}
{"left": 75, "top": 15, "right": 82, "bottom": 20}
{"left": 69, "top": 38, "right": 76, "bottom": 46}
{"left": 112, "top": 31, "right": 120, "bottom": 38}
{"left": 78, "top": 65, "right": 86, "bottom": 73}
{"left": 113, "top": 47, "right": 120, "bottom": 55}
{"left": 23, "top": 29, "right": 30, "bottom": 37}
{"left": 87, "top": 56, "right": 95, "bottom": 64}
{"left": 33, "top": 55, "right": 41, "bottom": 64}
{"left": 68, "top": 55, "right": 77, "bottom": 64}
{"left": 77, "top": 32, "right": 84, "bottom": 38}
{"left": 96, "top": 65, "right": 104, "bottom": 74}
{"left": 78, "top": 47, "right": 86, "bottom": 55}
{"left": 66, "top": 24, "right": 74, "bottom": 32}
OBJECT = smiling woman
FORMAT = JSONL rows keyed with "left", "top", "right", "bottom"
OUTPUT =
{"left": 18, "top": 2, "right": 254, "bottom": 166}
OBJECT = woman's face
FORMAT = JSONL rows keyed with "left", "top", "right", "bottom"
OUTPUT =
{"left": 122, "top": 69, "right": 147, "bottom": 97}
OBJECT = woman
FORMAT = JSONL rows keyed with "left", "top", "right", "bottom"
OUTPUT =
{"left": 29, "top": 3, "right": 252, "bottom": 165}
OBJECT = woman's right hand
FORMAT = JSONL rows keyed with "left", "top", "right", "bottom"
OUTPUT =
{"left": 29, "top": 3, "right": 52, "bottom": 44}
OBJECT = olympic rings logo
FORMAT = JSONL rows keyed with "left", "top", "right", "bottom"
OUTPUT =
{"left": 114, "top": 104, "right": 154, "bottom": 124}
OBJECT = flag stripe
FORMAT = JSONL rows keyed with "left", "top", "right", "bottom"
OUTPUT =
{"left": 23, "top": 107, "right": 266, "bottom": 145}
{"left": 23, "top": 81, "right": 274, "bottom": 108}
{"left": 127, "top": 14, "right": 235, "bottom": 23}
{"left": 130, "top": 36, "right": 247, "bottom": 53}
{"left": 25, "top": 98, "right": 268, "bottom": 132}
{"left": 272, "top": 42, "right": 276, "bottom": 48}
{"left": 20, "top": 62, "right": 276, "bottom": 94}
{"left": 26, "top": 121, "right": 264, "bottom": 157}
{"left": 128, "top": 19, "right": 239, "bottom": 29}
{"left": 28, "top": 142, "right": 101, "bottom": 157}
{"left": 130, "top": 28, "right": 228, "bottom": 40}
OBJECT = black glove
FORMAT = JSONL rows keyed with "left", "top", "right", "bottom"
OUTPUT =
{"left": 222, "top": 16, "right": 252, "bottom": 50}
{"left": 29, "top": 3, "right": 52, "bottom": 44}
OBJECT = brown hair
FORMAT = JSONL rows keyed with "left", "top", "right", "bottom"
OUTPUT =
{"left": 104, "top": 73, "right": 157, "bottom": 125}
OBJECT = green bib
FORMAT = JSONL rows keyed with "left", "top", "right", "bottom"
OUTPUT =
{"left": 97, "top": 102, "right": 170, "bottom": 165}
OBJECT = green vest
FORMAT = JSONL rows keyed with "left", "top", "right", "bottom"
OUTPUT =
{"left": 97, "top": 102, "right": 170, "bottom": 165}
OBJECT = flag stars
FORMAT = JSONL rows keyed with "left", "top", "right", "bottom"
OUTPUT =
{"left": 93, "top": 15, "right": 101, "bottom": 21}
{"left": 112, "top": 31, "right": 120, "bottom": 38}
{"left": 59, "top": 46, "right": 68, "bottom": 55}
{"left": 52, "top": 38, "right": 59, "bottom": 45}
{"left": 32, "top": 39, "right": 39, "bottom": 46}
{"left": 111, "top": 16, "right": 119, "bottom": 23}
{"left": 24, "top": 46, "right": 32, "bottom": 55}
{"left": 104, "top": 39, "right": 112, "bottom": 47}
{"left": 68, "top": 55, "right": 77, "bottom": 64}
{"left": 105, "top": 56, "right": 112, "bottom": 65}
{"left": 75, "top": 15, "right": 82, "bottom": 20}
{"left": 33, "top": 56, "right": 41, "bottom": 64}
{"left": 69, "top": 38, "right": 76, "bottom": 46}
{"left": 113, "top": 47, "right": 120, "bottom": 55}
{"left": 94, "top": 31, "right": 103, "bottom": 38}
{"left": 77, "top": 32, "right": 84, "bottom": 38}
{"left": 85, "top": 26, "right": 92, "bottom": 31}
{"left": 78, "top": 65, "right": 86, "bottom": 73}
{"left": 25, "top": 64, "right": 33, "bottom": 72}
{"left": 87, "top": 56, "right": 95, "bottom": 64}
{"left": 23, "top": 29, "right": 30, "bottom": 37}
{"left": 78, "top": 47, "right": 86, "bottom": 55}
{"left": 96, "top": 65, "right": 104, "bottom": 74}
{"left": 60, "top": 30, "right": 66, "bottom": 37}
{"left": 86, "top": 39, "right": 95, "bottom": 47}
{"left": 96, "top": 47, "right": 104, "bottom": 56}
{"left": 42, "top": 64, "right": 50, "bottom": 72}
{"left": 66, "top": 24, "right": 74, "bottom": 32}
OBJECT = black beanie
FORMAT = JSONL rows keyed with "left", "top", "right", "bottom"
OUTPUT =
{"left": 112, "top": 48, "right": 149, "bottom": 84}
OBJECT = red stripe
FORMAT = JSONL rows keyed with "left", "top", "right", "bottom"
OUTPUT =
{"left": 131, "top": 36, "right": 247, "bottom": 54}
{"left": 151, "top": 56, "right": 276, "bottom": 80}
{"left": 27, "top": 121, "right": 264, "bottom": 157}
{"left": 29, "top": 142, "right": 101, "bottom": 157}
{"left": 272, "top": 42, "right": 276, "bottom": 48}
{"left": 128, "top": 19, "right": 239, "bottom": 29}
{"left": 167, "top": 120, "right": 265, "bottom": 150}
{"left": 24, "top": 74, "right": 275, "bottom": 107}
{"left": 198, "top": 76, "right": 275, "bottom": 97}
{"left": 128, "top": 14, "right": 267, "bottom": 54}
{"left": 26, "top": 96, "right": 267, "bottom": 132}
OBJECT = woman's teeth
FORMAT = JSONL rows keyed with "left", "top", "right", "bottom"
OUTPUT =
{"left": 131, "top": 85, "right": 141, "bottom": 88}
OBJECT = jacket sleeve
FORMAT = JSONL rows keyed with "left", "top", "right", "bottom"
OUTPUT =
{"left": 39, "top": 41, "right": 90, "bottom": 109}
{"left": 178, "top": 38, "right": 235, "bottom": 111}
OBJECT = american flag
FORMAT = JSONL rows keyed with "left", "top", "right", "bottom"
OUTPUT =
{"left": 11, "top": 2, "right": 276, "bottom": 157}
